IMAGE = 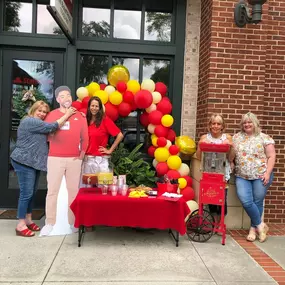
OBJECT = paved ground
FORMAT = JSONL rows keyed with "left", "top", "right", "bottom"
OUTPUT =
{"left": 0, "top": 218, "right": 281, "bottom": 285}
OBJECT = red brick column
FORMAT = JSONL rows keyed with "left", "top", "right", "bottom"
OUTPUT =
{"left": 196, "top": 0, "right": 285, "bottom": 223}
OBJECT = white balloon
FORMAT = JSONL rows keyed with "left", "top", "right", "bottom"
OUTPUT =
{"left": 152, "top": 91, "right": 162, "bottom": 104}
{"left": 165, "top": 140, "right": 172, "bottom": 149}
{"left": 146, "top": 103, "right": 157, "bottom": 113}
{"left": 147, "top": 124, "right": 156, "bottom": 134}
{"left": 104, "top": 85, "right": 116, "bottom": 95}
{"left": 178, "top": 163, "right": 190, "bottom": 176}
{"left": 185, "top": 200, "right": 199, "bottom": 222}
{"left": 152, "top": 159, "right": 158, "bottom": 168}
{"left": 141, "top": 79, "right": 155, "bottom": 92}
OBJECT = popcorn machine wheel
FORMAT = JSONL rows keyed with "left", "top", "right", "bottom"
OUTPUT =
{"left": 186, "top": 142, "right": 230, "bottom": 245}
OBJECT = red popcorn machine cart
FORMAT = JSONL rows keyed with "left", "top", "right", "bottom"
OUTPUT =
{"left": 186, "top": 142, "right": 230, "bottom": 245}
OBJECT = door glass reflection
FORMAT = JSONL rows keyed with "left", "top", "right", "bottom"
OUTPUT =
{"left": 143, "top": 59, "right": 170, "bottom": 86}
{"left": 4, "top": 1, "right": 33, "bottom": 33}
{"left": 9, "top": 60, "right": 55, "bottom": 189}
{"left": 79, "top": 55, "right": 109, "bottom": 85}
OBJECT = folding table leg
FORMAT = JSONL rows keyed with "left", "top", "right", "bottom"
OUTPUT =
{"left": 78, "top": 225, "right": 85, "bottom": 247}
{"left": 168, "top": 229, "right": 179, "bottom": 247}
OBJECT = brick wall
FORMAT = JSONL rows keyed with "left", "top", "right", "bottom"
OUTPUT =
{"left": 181, "top": 0, "right": 201, "bottom": 138}
{"left": 196, "top": 0, "right": 285, "bottom": 223}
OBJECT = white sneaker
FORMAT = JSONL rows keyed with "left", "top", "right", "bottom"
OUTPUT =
{"left": 39, "top": 224, "right": 54, "bottom": 236}
{"left": 70, "top": 225, "right": 78, "bottom": 233}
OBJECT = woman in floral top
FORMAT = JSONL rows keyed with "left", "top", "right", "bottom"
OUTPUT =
{"left": 230, "top": 112, "right": 276, "bottom": 243}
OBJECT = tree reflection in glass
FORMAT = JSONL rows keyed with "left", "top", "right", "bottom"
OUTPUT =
{"left": 143, "top": 59, "right": 170, "bottom": 86}
{"left": 145, "top": 12, "right": 172, "bottom": 42}
{"left": 4, "top": 1, "right": 32, "bottom": 33}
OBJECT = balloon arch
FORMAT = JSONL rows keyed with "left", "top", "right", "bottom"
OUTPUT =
{"left": 73, "top": 65, "right": 196, "bottom": 197}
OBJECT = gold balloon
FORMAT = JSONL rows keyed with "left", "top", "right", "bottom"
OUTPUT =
{"left": 107, "top": 65, "right": 130, "bottom": 87}
{"left": 175, "top": 136, "right": 196, "bottom": 155}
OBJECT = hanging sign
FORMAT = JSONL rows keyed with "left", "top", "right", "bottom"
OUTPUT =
{"left": 47, "top": 0, "right": 73, "bottom": 44}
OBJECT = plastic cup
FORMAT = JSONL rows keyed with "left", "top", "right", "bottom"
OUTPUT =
{"left": 120, "top": 184, "right": 128, "bottom": 196}
{"left": 109, "top": 184, "right": 118, "bottom": 196}
{"left": 102, "top": 185, "right": 108, "bottom": 195}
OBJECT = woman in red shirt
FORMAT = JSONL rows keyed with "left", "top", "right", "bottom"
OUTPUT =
{"left": 81, "top": 96, "right": 123, "bottom": 186}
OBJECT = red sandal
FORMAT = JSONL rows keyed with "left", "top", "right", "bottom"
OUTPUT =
{"left": 15, "top": 228, "right": 35, "bottom": 237}
{"left": 27, "top": 223, "right": 40, "bottom": 231}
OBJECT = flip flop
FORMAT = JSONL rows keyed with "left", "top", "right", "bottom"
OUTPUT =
{"left": 27, "top": 223, "right": 40, "bottom": 231}
{"left": 246, "top": 228, "right": 256, "bottom": 242}
{"left": 15, "top": 228, "right": 35, "bottom": 237}
{"left": 259, "top": 224, "right": 269, "bottom": 243}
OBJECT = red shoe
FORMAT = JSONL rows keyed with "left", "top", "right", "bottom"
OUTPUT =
{"left": 27, "top": 223, "right": 40, "bottom": 231}
{"left": 15, "top": 228, "right": 35, "bottom": 237}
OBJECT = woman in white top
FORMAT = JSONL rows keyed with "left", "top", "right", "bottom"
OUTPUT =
{"left": 196, "top": 113, "right": 232, "bottom": 226}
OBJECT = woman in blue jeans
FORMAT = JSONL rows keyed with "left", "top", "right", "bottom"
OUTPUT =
{"left": 230, "top": 112, "right": 276, "bottom": 243}
{"left": 11, "top": 100, "right": 76, "bottom": 237}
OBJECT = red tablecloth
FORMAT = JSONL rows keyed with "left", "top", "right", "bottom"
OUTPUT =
{"left": 70, "top": 188, "right": 190, "bottom": 235}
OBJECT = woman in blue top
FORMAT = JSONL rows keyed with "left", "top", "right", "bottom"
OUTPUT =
{"left": 11, "top": 100, "right": 76, "bottom": 237}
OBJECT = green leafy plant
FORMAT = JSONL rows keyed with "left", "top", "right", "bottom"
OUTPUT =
{"left": 111, "top": 143, "right": 156, "bottom": 187}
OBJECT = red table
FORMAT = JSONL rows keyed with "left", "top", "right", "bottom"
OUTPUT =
{"left": 70, "top": 188, "right": 190, "bottom": 247}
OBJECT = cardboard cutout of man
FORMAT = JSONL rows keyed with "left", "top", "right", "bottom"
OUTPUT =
{"left": 40, "top": 86, "right": 88, "bottom": 236}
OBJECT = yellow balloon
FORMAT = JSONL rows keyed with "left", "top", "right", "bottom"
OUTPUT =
{"left": 185, "top": 200, "right": 199, "bottom": 222}
{"left": 178, "top": 163, "right": 190, "bottom": 176}
{"left": 151, "top": 134, "right": 157, "bottom": 140}
{"left": 154, "top": 147, "right": 170, "bottom": 162}
{"left": 152, "top": 137, "right": 158, "bottom": 147}
{"left": 148, "top": 124, "right": 156, "bottom": 134}
{"left": 175, "top": 136, "right": 196, "bottom": 155}
{"left": 94, "top": 90, "right": 109, "bottom": 104}
{"left": 141, "top": 79, "right": 155, "bottom": 92}
{"left": 76, "top": 87, "right": 89, "bottom": 101}
{"left": 127, "top": 80, "right": 140, "bottom": 94}
{"left": 104, "top": 85, "right": 116, "bottom": 95}
{"left": 107, "top": 65, "right": 130, "bottom": 86}
{"left": 178, "top": 177, "right": 187, "bottom": 189}
{"left": 161, "top": 114, "right": 174, "bottom": 127}
{"left": 167, "top": 155, "right": 182, "bottom": 170}
{"left": 87, "top": 82, "right": 100, "bottom": 96}
{"left": 152, "top": 91, "right": 162, "bottom": 104}
{"left": 109, "top": 91, "right": 123, "bottom": 105}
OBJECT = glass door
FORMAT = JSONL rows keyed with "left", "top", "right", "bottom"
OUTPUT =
{"left": 0, "top": 50, "right": 64, "bottom": 208}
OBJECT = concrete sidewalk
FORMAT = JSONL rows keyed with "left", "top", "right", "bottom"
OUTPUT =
{"left": 0, "top": 218, "right": 278, "bottom": 285}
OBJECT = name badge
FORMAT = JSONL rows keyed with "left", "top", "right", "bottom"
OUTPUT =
{"left": 60, "top": 121, "right": 70, "bottom": 130}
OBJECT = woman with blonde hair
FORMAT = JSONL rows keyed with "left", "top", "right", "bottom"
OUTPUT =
{"left": 10, "top": 100, "right": 76, "bottom": 237}
{"left": 196, "top": 113, "right": 232, "bottom": 227}
{"left": 230, "top": 112, "right": 276, "bottom": 243}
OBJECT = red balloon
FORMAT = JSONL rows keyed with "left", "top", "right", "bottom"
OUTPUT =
{"left": 157, "top": 99, "right": 172, "bottom": 115}
{"left": 71, "top": 101, "right": 82, "bottom": 110}
{"left": 155, "top": 82, "right": 168, "bottom": 97}
{"left": 130, "top": 99, "right": 137, "bottom": 111}
{"left": 79, "top": 108, "right": 87, "bottom": 114}
{"left": 147, "top": 146, "right": 156, "bottom": 157}
{"left": 139, "top": 112, "right": 149, "bottom": 127}
{"left": 169, "top": 145, "right": 180, "bottom": 155}
{"left": 154, "top": 125, "right": 169, "bottom": 138}
{"left": 100, "top": 83, "right": 107, "bottom": 90}
{"left": 167, "top": 129, "right": 176, "bottom": 142}
{"left": 118, "top": 102, "right": 132, "bottom": 117}
{"left": 167, "top": 169, "right": 180, "bottom": 179}
{"left": 148, "top": 110, "right": 163, "bottom": 125}
{"left": 182, "top": 187, "right": 195, "bottom": 201}
{"left": 117, "top": 81, "right": 127, "bottom": 93}
{"left": 156, "top": 162, "right": 169, "bottom": 176}
{"left": 182, "top": 176, "right": 193, "bottom": 187}
{"left": 105, "top": 102, "right": 119, "bottom": 121}
{"left": 162, "top": 96, "right": 170, "bottom": 102}
{"left": 81, "top": 96, "right": 90, "bottom": 108}
{"left": 157, "top": 137, "right": 167, "bottom": 147}
{"left": 134, "top": 90, "right": 152, "bottom": 109}
{"left": 123, "top": 90, "right": 134, "bottom": 104}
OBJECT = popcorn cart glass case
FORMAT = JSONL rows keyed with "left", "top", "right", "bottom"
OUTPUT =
{"left": 186, "top": 143, "right": 230, "bottom": 245}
